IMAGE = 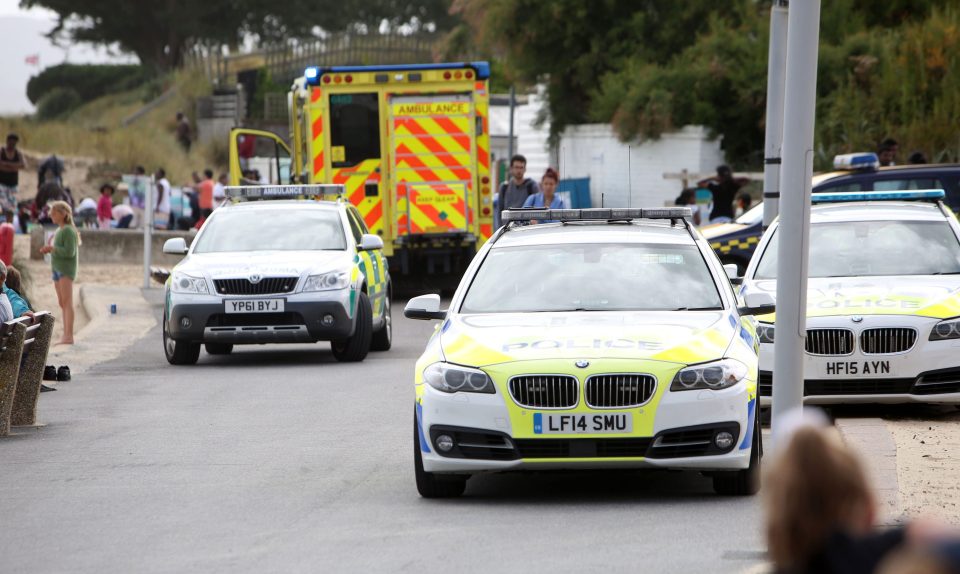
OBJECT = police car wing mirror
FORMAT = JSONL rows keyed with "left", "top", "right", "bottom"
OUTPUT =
{"left": 404, "top": 294, "right": 446, "bottom": 321}
{"left": 162, "top": 237, "right": 188, "bottom": 255}
{"left": 739, "top": 291, "right": 775, "bottom": 316}
{"left": 723, "top": 264, "right": 740, "bottom": 281}
{"left": 359, "top": 234, "right": 383, "bottom": 251}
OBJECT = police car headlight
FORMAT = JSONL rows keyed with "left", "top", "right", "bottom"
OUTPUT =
{"left": 757, "top": 323, "right": 775, "bottom": 344}
{"left": 671, "top": 358, "right": 748, "bottom": 392}
{"left": 423, "top": 363, "right": 495, "bottom": 394}
{"left": 171, "top": 272, "right": 208, "bottom": 294}
{"left": 930, "top": 318, "right": 960, "bottom": 341}
{"left": 303, "top": 271, "right": 349, "bottom": 292}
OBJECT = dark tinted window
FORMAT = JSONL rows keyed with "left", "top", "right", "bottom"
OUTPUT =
{"left": 815, "top": 181, "right": 863, "bottom": 193}
{"left": 873, "top": 178, "right": 941, "bottom": 191}
{"left": 329, "top": 93, "right": 381, "bottom": 168}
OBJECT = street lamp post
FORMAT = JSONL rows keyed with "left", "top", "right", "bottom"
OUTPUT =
{"left": 772, "top": 0, "right": 822, "bottom": 441}
{"left": 762, "top": 0, "right": 789, "bottom": 229}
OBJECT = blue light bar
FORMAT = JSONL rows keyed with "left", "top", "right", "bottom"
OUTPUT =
{"left": 502, "top": 207, "right": 691, "bottom": 223}
{"left": 811, "top": 189, "right": 945, "bottom": 204}
{"left": 833, "top": 152, "right": 879, "bottom": 170}
{"left": 304, "top": 62, "right": 490, "bottom": 85}
{"left": 225, "top": 184, "right": 345, "bottom": 201}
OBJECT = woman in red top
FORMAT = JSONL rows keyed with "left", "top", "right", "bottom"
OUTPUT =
{"left": 97, "top": 183, "right": 114, "bottom": 229}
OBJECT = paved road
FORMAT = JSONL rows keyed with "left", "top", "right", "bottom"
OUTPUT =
{"left": 1, "top": 294, "right": 767, "bottom": 573}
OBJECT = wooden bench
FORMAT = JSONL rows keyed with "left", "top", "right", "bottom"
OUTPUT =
{"left": 0, "top": 312, "right": 55, "bottom": 436}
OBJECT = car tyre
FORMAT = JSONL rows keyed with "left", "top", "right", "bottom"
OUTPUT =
{"left": 164, "top": 320, "right": 200, "bottom": 365}
{"left": 331, "top": 291, "right": 372, "bottom": 362}
{"left": 205, "top": 343, "right": 233, "bottom": 355}
{"left": 712, "top": 415, "right": 762, "bottom": 496}
{"left": 414, "top": 411, "right": 467, "bottom": 498}
{"left": 371, "top": 288, "right": 392, "bottom": 352}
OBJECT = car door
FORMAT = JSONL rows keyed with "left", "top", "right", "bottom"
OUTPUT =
{"left": 346, "top": 207, "right": 387, "bottom": 315}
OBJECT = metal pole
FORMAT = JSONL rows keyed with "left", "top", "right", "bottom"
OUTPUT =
{"left": 507, "top": 85, "right": 516, "bottom": 161}
{"left": 143, "top": 176, "right": 153, "bottom": 289}
{"left": 772, "top": 0, "right": 821, "bottom": 441}
{"left": 762, "top": 0, "right": 789, "bottom": 228}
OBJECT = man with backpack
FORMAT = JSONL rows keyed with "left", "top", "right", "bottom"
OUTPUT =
{"left": 497, "top": 154, "right": 540, "bottom": 227}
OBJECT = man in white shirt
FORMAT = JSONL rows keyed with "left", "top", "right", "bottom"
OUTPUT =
{"left": 155, "top": 168, "right": 172, "bottom": 229}
{"left": 212, "top": 172, "right": 227, "bottom": 209}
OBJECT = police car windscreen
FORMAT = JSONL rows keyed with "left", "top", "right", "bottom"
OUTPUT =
{"left": 192, "top": 208, "right": 347, "bottom": 253}
{"left": 754, "top": 220, "right": 960, "bottom": 279}
{"left": 460, "top": 244, "right": 723, "bottom": 313}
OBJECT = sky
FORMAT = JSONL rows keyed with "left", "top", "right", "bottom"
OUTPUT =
{"left": 0, "top": 0, "right": 136, "bottom": 115}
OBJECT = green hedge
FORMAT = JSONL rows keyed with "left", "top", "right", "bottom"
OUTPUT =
{"left": 36, "top": 87, "right": 83, "bottom": 120}
{"left": 26, "top": 64, "right": 150, "bottom": 106}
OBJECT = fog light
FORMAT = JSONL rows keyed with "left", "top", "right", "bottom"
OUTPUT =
{"left": 714, "top": 431, "right": 734, "bottom": 450}
{"left": 436, "top": 434, "right": 454, "bottom": 452}
{"left": 321, "top": 314, "right": 335, "bottom": 326}
{"left": 180, "top": 317, "right": 191, "bottom": 329}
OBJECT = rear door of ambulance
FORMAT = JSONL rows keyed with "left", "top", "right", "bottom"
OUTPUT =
{"left": 388, "top": 95, "right": 477, "bottom": 240}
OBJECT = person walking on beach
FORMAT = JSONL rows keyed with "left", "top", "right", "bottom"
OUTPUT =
{"left": 38, "top": 201, "right": 79, "bottom": 345}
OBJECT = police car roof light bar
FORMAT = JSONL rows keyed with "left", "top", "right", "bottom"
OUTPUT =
{"left": 810, "top": 189, "right": 945, "bottom": 204}
{"left": 502, "top": 207, "right": 692, "bottom": 223}
{"left": 833, "top": 152, "right": 879, "bottom": 171}
{"left": 224, "top": 184, "right": 346, "bottom": 201}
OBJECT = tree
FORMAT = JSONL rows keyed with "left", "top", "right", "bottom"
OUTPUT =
{"left": 21, "top": 0, "right": 458, "bottom": 70}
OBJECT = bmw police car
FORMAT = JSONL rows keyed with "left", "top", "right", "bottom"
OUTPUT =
{"left": 741, "top": 190, "right": 960, "bottom": 404}
{"left": 162, "top": 185, "right": 391, "bottom": 365}
{"left": 405, "top": 207, "right": 775, "bottom": 498}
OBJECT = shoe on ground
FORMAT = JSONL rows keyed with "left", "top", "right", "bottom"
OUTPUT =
{"left": 40, "top": 384, "right": 57, "bottom": 392}
{"left": 56, "top": 366, "right": 71, "bottom": 382}
{"left": 43, "top": 365, "right": 57, "bottom": 381}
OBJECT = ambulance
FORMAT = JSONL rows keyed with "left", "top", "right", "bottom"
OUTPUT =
{"left": 229, "top": 62, "right": 494, "bottom": 281}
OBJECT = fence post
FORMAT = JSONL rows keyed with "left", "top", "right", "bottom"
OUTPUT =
{"left": 11, "top": 314, "right": 55, "bottom": 427}
{"left": 0, "top": 322, "right": 27, "bottom": 436}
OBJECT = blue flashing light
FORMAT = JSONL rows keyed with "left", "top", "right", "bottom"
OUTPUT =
{"left": 305, "top": 67, "right": 319, "bottom": 80}
{"left": 811, "top": 189, "right": 945, "bottom": 204}
{"left": 833, "top": 152, "right": 879, "bottom": 171}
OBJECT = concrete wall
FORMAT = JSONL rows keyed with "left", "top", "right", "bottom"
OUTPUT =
{"left": 30, "top": 228, "right": 197, "bottom": 266}
{"left": 558, "top": 124, "right": 725, "bottom": 208}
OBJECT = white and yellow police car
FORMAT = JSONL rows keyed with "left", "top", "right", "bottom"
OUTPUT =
{"left": 741, "top": 190, "right": 960, "bottom": 405}
{"left": 162, "top": 185, "right": 391, "bottom": 365}
{"left": 405, "top": 207, "right": 774, "bottom": 498}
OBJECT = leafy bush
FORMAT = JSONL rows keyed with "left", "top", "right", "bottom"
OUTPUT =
{"left": 36, "top": 87, "right": 83, "bottom": 120}
{"left": 26, "top": 64, "right": 150, "bottom": 106}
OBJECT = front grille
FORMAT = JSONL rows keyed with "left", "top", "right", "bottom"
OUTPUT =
{"left": 514, "top": 438, "right": 652, "bottom": 459}
{"left": 758, "top": 371, "right": 773, "bottom": 397}
{"left": 805, "top": 329, "right": 854, "bottom": 356}
{"left": 859, "top": 328, "right": 917, "bottom": 354}
{"left": 509, "top": 375, "right": 578, "bottom": 409}
{"left": 805, "top": 378, "right": 914, "bottom": 395}
{"left": 213, "top": 277, "right": 297, "bottom": 295}
{"left": 206, "top": 312, "right": 305, "bottom": 328}
{"left": 914, "top": 368, "right": 960, "bottom": 395}
{"left": 584, "top": 374, "right": 656, "bottom": 408}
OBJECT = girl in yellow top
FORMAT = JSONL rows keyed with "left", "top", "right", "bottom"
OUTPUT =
{"left": 39, "top": 200, "right": 79, "bottom": 345}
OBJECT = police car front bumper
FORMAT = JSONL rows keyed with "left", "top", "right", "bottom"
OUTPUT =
{"left": 416, "top": 379, "right": 755, "bottom": 475}
{"left": 758, "top": 315, "right": 960, "bottom": 405}
{"left": 166, "top": 289, "right": 355, "bottom": 344}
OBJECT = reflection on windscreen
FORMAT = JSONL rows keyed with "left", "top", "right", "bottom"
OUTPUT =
{"left": 192, "top": 209, "right": 346, "bottom": 253}
{"left": 461, "top": 244, "right": 723, "bottom": 313}
{"left": 754, "top": 220, "right": 960, "bottom": 279}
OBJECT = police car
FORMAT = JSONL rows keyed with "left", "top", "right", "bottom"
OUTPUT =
{"left": 404, "top": 207, "right": 774, "bottom": 498}
{"left": 741, "top": 190, "right": 960, "bottom": 405}
{"left": 162, "top": 185, "right": 391, "bottom": 365}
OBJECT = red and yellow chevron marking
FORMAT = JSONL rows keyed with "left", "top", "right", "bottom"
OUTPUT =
{"left": 473, "top": 82, "right": 493, "bottom": 245}
{"left": 392, "top": 107, "right": 474, "bottom": 236}
{"left": 309, "top": 87, "right": 325, "bottom": 183}
{"left": 331, "top": 158, "right": 385, "bottom": 240}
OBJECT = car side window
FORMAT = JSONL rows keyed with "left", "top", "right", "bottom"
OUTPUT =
{"left": 816, "top": 181, "right": 863, "bottom": 193}
{"left": 345, "top": 209, "right": 363, "bottom": 243}
{"left": 873, "top": 178, "right": 941, "bottom": 191}
{"left": 349, "top": 207, "right": 371, "bottom": 234}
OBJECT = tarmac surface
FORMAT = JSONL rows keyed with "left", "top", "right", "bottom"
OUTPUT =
{"left": 0, "top": 291, "right": 769, "bottom": 574}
